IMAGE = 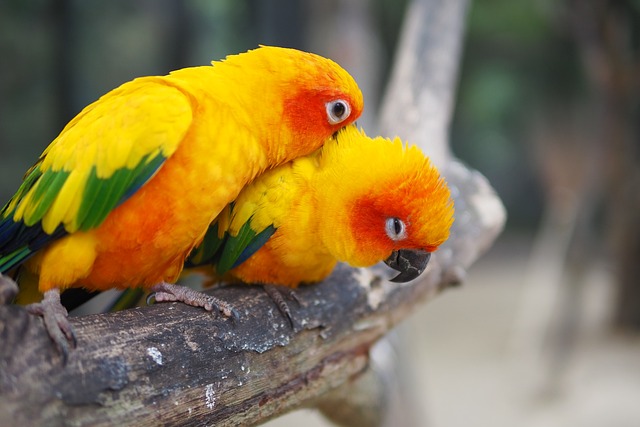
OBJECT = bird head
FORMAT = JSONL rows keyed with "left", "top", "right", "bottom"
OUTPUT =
{"left": 214, "top": 46, "right": 364, "bottom": 163}
{"left": 315, "top": 127, "right": 454, "bottom": 282}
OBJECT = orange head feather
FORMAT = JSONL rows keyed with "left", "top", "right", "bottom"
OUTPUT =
{"left": 209, "top": 46, "right": 364, "bottom": 163}
{"left": 315, "top": 127, "right": 454, "bottom": 267}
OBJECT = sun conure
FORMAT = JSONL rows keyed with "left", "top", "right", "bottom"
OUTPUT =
{"left": 182, "top": 126, "right": 454, "bottom": 318}
{"left": 0, "top": 46, "right": 363, "bottom": 360}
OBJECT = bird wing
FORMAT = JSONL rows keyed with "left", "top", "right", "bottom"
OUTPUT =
{"left": 0, "top": 78, "right": 193, "bottom": 272}
{"left": 185, "top": 162, "right": 301, "bottom": 276}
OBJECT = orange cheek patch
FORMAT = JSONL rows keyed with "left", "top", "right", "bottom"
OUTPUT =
{"left": 284, "top": 89, "right": 329, "bottom": 141}
{"left": 350, "top": 196, "right": 394, "bottom": 255}
{"left": 350, "top": 186, "right": 443, "bottom": 254}
{"left": 283, "top": 87, "right": 362, "bottom": 146}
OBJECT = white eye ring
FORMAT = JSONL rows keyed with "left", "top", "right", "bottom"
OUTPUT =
{"left": 385, "top": 217, "right": 407, "bottom": 241}
{"left": 325, "top": 99, "right": 351, "bottom": 125}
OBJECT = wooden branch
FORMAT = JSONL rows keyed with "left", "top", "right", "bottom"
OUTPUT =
{"left": 0, "top": 158, "right": 504, "bottom": 427}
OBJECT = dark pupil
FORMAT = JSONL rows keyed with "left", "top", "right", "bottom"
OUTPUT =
{"left": 332, "top": 102, "right": 346, "bottom": 118}
{"left": 393, "top": 218, "right": 402, "bottom": 235}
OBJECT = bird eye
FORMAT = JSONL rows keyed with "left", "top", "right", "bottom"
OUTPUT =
{"left": 326, "top": 99, "right": 351, "bottom": 125}
{"left": 385, "top": 217, "right": 407, "bottom": 241}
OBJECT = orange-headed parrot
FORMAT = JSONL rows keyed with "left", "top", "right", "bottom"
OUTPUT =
{"left": 0, "top": 46, "right": 363, "bottom": 359}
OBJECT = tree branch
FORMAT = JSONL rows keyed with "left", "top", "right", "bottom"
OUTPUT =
{"left": 0, "top": 157, "right": 504, "bottom": 426}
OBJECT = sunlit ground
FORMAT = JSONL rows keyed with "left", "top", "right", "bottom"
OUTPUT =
{"left": 267, "top": 233, "right": 640, "bottom": 426}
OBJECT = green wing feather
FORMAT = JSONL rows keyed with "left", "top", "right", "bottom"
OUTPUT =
{"left": 216, "top": 221, "right": 276, "bottom": 274}
{"left": 185, "top": 211, "right": 276, "bottom": 275}
{"left": 74, "top": 153, "right": 167, "bottom": 230}
{"left": 186, "top": 222, "right": 225, "bottom": 267}
{"left": 185, "top": 162, "right": 300, "bottom": 276}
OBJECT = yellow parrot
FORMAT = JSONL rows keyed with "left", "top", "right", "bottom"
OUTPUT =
{"left": 0, "top": 46, "right": 363, "bottom": 359}
{"left": 184, "top": 126, "right": 454, "bottom": 321}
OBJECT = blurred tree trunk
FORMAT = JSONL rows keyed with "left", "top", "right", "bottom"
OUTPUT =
{"left": 569, "top": 0, "right": 640, "bottom": 331}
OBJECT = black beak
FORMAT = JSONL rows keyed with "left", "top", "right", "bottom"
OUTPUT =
{"left": 384, "top": 249, "right": 431, "bottom": 283}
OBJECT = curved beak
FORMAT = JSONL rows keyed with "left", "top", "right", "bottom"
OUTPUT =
{"left": 384, "top": 249, "right": 431, "bottom": 283}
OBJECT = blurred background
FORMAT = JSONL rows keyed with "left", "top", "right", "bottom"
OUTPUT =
{"left": 1, "top": 0, "right": 639, "bottom": 426}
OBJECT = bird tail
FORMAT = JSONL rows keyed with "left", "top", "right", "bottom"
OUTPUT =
{"left": 0, "top": 246, "right": 31, "bottom": 274}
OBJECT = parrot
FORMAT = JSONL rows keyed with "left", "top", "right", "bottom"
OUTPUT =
{"left": 0, "top": 45, "right": 363, "bottom": 359}
{"left": 182, "top": 125, "right": 454, "bottom": 321}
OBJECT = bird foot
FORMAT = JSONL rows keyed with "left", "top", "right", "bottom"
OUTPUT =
{"left": 263, "top": 284, "right": 302, "bottom": 329}
{"left": 26, "top": 289, "right": 76, "bottom": 363}
{"left": 0, "top": 273, "right": 18, "bottom": 305}
{"left": 149, "top": 282, "right": 240, "bottom": 320}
